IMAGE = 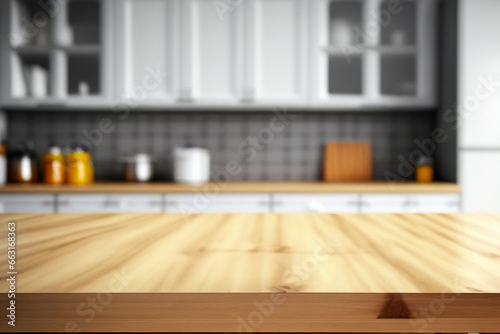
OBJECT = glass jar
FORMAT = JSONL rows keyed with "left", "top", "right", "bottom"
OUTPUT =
{"left": 67, "top": 148, "right": 94, "bottom": 185}
{"left": 416, "top": 156, "right": 434, "bottom": 183}
{"left": 43, "top": 146, "right": 65, "bottom": 185}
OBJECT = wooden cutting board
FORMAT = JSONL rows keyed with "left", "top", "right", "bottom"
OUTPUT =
{"left": 323, "top": 141, "right": 373, "bottom": 182}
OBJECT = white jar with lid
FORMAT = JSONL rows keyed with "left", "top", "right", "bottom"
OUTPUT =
{"left": 173, "top": 147, "right": 210, "bottom": 184}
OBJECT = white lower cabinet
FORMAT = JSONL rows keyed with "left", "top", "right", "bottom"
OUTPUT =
{"left": 273, "top": 194, "right": 359, "bottom": 213}
{"left": 0, "top": 192, "right": 461, "bottom": 214}
{"left": 409, "top": 194, "right": 461, "bottom": 213}
{"left": 58, "top": 194, "right": 164, "bottom": 213}
{"left": 0, "top": 194, "right": 56, "bottom": 213}
{"left": 360, "top": 194, "right": 411, "bottom": 213}
{"left": 361, "top": 194, "right": 461, "bottom": 213}
{"left": 459, "top": 151, "right": 500, "bottom": 212}
{"left": 165, "top": 194, "right": 271, "bottom": 213}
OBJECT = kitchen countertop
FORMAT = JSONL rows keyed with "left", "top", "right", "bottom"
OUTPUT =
{"left": 0, "top": 181, "right": 461, "bottom": 193}
{"left": 0, "top": 213, "right": 498, "bottom": 332}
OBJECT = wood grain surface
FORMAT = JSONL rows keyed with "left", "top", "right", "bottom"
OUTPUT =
{"left": 0, "top": 181, "right": 461, "bottom": 193}
{"left": 0, "top": 213, "right": 497, "bottom": 293}
{"left": 0, "top": 213, "right": 498, "bottom": 332}
{"left": 323, "top": 142, "right": 373, "bottom": 182}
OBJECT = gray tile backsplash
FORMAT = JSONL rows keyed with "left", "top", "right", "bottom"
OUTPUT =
{"left": 6, "top": 111, "right": 435, "bottom": 181}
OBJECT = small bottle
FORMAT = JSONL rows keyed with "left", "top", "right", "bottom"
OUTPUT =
{"left": 67, "top": 146, "right": 94, "bottom": 185}
{"left": 416, "top": 156, "right": 434, "bottom": 183}
{"left": 0, "top": 141, "right": 6, "bottom": 186}
{"left": 43, "top": 146, "right": 65, "bottom": 185}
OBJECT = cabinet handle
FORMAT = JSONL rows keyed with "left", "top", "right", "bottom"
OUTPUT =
{"left": 359, "top": 201, "right": 369, "bottom": 207}
{"left": 164, "top": 201, "right": 178, "bottom": 206}
{"left": 177, "top": 96, "right": 194, "bottom": 103}
{"left": 257, "top": 201, "right": 272, "bottom": 206}
{"left": 240, "top": 89, "right": 255, "bottom": 103}
{"left": 104, "top": 200, "right": 121, "bottom": 207}
{"left": 403, "top": 201, "right": 414, "bottom": 207}
{"left": 42, "top": 201, "right": 56, "bottom": 206}
{"left": 347, "top": 201, "right": 359, "bottom": 207}
{"left": 58, "top": 200, "right": 69, "bottom": 206}
{"left": 148, "top": 201, "right": 163, "bottom": 206}
{"left": 178, "top": 88, "right": 193, "bottom": 102}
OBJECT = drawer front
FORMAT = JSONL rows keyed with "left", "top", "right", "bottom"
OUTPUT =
{"left": 360, "top": 194, "right": 411, "bottom": 213}
{"left": 408, "top": 194, "right": 461, "bottom": 213}
{"left": 58, "top": 194, "right": 163, "bottom": 213}
{"left": 273, "top": 194, "right": 359, "bottom": 213}
{"left": 165, "top": 194, "right": 271, "bottom": 213}
{"left": 0, "top": 194, "right": 56, "bottom": 213}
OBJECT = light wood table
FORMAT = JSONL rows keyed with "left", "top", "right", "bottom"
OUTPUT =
{"left": 0, "top": 213, "right": 498, "bottom": 332}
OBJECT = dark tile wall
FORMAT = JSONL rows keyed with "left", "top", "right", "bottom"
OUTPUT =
{"left": 6, "top": 110, "right": 435, "bottom": 181}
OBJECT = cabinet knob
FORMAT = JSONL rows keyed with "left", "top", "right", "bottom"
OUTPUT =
{"left": 241, "top": 89, "right": 255, "bottom": 103}
{"left": 178, "top": 88, "right": 193, "bottom": 102}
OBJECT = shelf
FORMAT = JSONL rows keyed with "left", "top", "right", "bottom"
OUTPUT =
{"left": 322, "top": 45, "right": 416, "bottom": 55}
{"left": 13, "top": 45, "right": 101, "bottom": 55}
{"left": 0, "top": 182, "right": 462, "bottom": 194}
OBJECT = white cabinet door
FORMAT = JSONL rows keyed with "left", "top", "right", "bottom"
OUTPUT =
{"left": 179, "top": 0, "right": 243, "bottom": 104}
{"left": 459, "top": 151, "right": 500, "bottom": 212}
{"left": 273, "top": 194, "right": 359, "bottom": 213}
{"left": 244, "top": 0, "right": 308, "bottom": 104}
{"left": 165, "top": 193, "right": 271, "bottom": 213}
{"left": 58, "top": 194, "right": 164, "bottom": 213}
{"left": 0, "top": 194, "right": 56, "bottom": 213}
{"left": 309, "top": 0, "right": 436, "bottom": 108}
{"left": 408, "top": 194, "right": 461, "bottom": 213}
{"left": 360, "top": 194, "right": 411, "bottom": 213}
{"left": 458, "top": 0, "right": 500, "bottom": 148}
{"left": 118, "top": 0, "right": 179, "bottom": 105}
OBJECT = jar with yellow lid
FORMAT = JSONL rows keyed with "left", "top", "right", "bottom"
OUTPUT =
{"left": 43, "top": 146, "right": 65, "bottom": 185}
{"left": 67, "top": 147, "right": 94, "bottom": 185}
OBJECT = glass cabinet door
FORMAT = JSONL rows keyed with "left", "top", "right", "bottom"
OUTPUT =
{"left": 378, "top": 0, "right": 417, "bottom": 97}
{"left": 326, "top": 0, "right": 363, "bottom": 96}
{"left": 313, "top": 0, "right": 436, "bottom": 107}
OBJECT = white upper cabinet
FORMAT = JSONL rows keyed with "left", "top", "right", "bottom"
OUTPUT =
{"left": 1, "top": 0, "right": 440, "bottom": 110}
{"left": 117, "top": 0, "right": 179, "bottom": 105}
{"left": 243, "top": 0, "right": 308, "bottom": 105}
{"left": 309, "top": 0, "right": 437, "bottom": 109}
{"left": 178, "top": 0, "right": 243, "bottom": 104}
{"left": 458, "top": 0, "right": 500, "bottom": 148}
{"left": 1, "top": 0, "right": 113, "bottom": 108}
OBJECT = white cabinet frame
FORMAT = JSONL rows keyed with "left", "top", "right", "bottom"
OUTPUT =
{"left": 243, "top": 0, "right": 308, "bottom": 105}
{"left": 309, "top": 0, "right": 437, "bottom": 109}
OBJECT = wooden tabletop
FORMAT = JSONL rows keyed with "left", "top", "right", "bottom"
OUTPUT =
{"left": 0, "top": 181, "right": 461, "bottom": 193}
{"left": 0, "top": 213, "right": 499, "bottom": 332}
{"left": 0, "top": 212, "right": 496, "bottom": 293}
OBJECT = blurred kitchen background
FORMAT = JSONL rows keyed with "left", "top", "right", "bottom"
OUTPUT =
{"left": 0, "top": 0, "right": 498, "bottom": 213}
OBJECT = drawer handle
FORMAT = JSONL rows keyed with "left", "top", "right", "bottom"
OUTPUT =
{"left": 104, "top": 200, "right": 121, "bottom": 207}
{"left": 177, "top": 97, "right": 194, "bottom": 103}
{"left": 164, "top": 201, "right": 178, "bottom": 206}
{"left": 42, "top": 201, "right": 55, "bottom": 206}
{"left": 58, "top": 200, "right": 69, "bottom": 206}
